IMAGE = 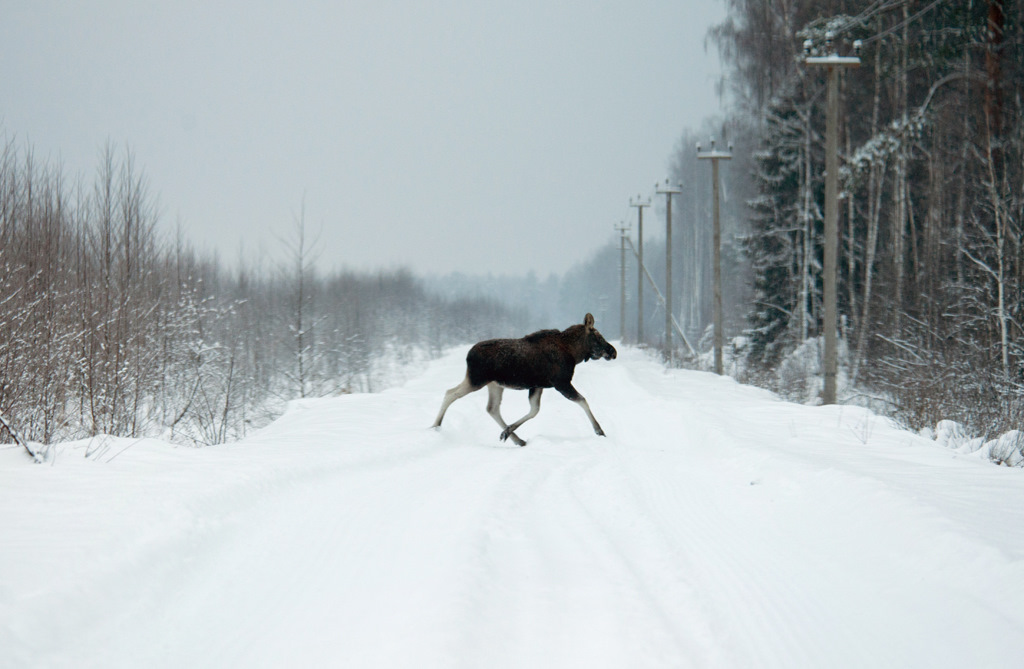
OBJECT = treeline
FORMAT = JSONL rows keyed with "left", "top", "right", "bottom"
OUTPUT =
{"left": 706, "top": 0, "right": 1024, "bottom": 435}
{"left": 0, "top": 137, "right": 526, "bottom": 454}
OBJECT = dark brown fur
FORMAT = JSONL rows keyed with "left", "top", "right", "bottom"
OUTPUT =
{"left": 432, "top": 313, "right": 616, "bottom": 446}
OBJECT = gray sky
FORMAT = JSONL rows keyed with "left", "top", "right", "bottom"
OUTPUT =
{"left": 2, "top": 0, "right": 725, "bottom": 277}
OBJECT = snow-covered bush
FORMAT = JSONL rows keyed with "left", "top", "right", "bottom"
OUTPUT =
{"left": 928, "top": 420, "right": 1024, "bottom": 467}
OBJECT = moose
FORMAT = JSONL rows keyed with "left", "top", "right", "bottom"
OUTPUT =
{"left": 432, "top": 313, "right": 617, "bottom": 446}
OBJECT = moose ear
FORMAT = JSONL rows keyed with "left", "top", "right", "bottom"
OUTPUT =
{"left": 584, "top": 313, "right": 594, "bottom": 328}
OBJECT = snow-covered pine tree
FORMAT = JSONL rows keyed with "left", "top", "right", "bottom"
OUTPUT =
{"left": 742, "top": 79, "right": 822, "bottom": 365}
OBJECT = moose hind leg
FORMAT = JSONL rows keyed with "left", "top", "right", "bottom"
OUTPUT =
{"left": 486, "top": 383, "right": 525, "bottom": 447}
{"left": 432, "top": 374, "right": 480, "bottom": 428}
{"left": 501, "top": 387, "right": 543, "bottom": 445}
{"left": 556, "top": 383, "right": 605, "bottom": 437}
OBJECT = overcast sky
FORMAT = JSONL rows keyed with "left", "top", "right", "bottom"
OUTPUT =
{"left": 2, "top": 0, "right": 726, "bottom": 277}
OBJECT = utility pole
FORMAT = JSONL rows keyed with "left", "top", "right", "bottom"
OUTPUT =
{"left": 629, "top": 195, "right": 651, "bottom": 345}
{"left": 805, "top": 32, "right": 860, "bottom": 405}
{"left": 697, "top": 138, "right": 732, "bottom": 375}
{"left": 615, "top": 221, "right": 630, "bottom": 342}
{"left": 656, "top": 179, "right": 682, "bottom": 363}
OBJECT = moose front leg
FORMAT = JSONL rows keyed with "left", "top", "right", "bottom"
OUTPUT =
{"left": 556, "top": 383, "right": 605, "bottom": 437}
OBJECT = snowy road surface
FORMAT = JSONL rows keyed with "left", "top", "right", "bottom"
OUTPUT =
{"left": 4, "top": 346, "right": 1024, "bottom": 668}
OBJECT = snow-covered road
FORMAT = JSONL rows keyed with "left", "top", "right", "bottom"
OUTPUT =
{"left": 4, "top": 346, "right": 1024, "bottom": 668}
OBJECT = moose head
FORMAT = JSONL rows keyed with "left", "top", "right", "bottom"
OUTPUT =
{"left": 581, "top": 312, "right": 617, "bottom": 362}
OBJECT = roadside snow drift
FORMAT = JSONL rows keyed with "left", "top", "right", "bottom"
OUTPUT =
{"left": 3, "top": 346, "right": 1024, "bottom": 668}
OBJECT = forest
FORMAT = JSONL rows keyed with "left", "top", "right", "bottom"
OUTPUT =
{"left": 0, "top": 139, "right": 529, "bottom": 456}
{"left": 701, "top": 0, "right": 1023, "bottom": 438}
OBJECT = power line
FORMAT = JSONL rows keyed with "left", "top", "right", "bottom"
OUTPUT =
{"left": 860, "top": 0, "right": 949, "bottom": 45}
{"left": 819, "top": 0, "right": 948, "bottom": 46}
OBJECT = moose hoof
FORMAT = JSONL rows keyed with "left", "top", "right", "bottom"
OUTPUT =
{"left": 500, "top": 428, "right": 526, "bottom": 446}
{"left": 595, "top": 428, "right": 606, "bottom": 437}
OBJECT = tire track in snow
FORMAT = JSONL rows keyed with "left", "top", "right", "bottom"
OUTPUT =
{"left": 451, "top": 444, "right": 599, "bottom": 667}
{"left": 17, "top": 437, "right": 463, "bottom": 668}
{"left": 607, "top": 442, "right": 838, "bottom": 668}
{"left": 598, "top": 357, "right": 874, "bottom": 667}
{"left": 449, "top": 437, "right": 720, "bottom": 668}
{"left": 556, "top": 446, "right": 723, "bottom": 666}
